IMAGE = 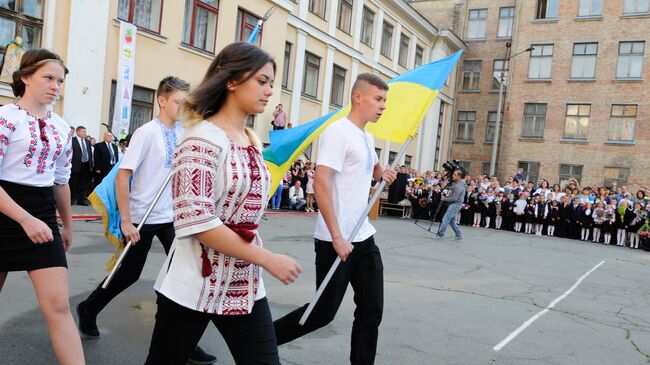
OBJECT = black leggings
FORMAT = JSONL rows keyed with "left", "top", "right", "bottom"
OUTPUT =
{"left": 145, "top": 293, "right": 280, "bottom": 365}
{"left": 83, "top": 222, "right": 175, "bottom": 316}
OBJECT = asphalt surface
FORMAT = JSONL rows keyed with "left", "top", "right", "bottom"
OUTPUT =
{"left": 2, "top": 210, "right": 650, "bottom": 364}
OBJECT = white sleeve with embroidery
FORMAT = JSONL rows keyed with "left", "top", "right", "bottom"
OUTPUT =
{"left": 0, "top": 116, "right": 16, "bottom": 167}
{"left": 54, "top": 129, "right": 73, "bottom": 185}
{"left": 172, "top": 135, "right": 227, "bottom": 239}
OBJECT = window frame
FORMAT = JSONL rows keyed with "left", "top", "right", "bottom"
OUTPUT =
{"left": 462, "top": 60, "right": 482, "bottom": 91}
{"left": 414, "top": 45, "right": 424, "bottom": 67}
{"left": 455, "top": 111, "right": 476, "bottom": 142}
{"left": 562, "top": 104, "right": 591, "bottom": 140}
{"left": 491, "top": 59, "right": 509, "bottom": 91}
{"left": 182, "top": 0, "right": 219, "bottom": 54}
{"left": 624, "top": 0, "right": 650, "bottom": 15}
{"left": 603, "top": 167, "right": 630, "bottom": 187}
{"left": 608, "top": 104, "right": 638, "bottom": 142}
{"left": 467, "top": 8, "right": 487, "bottom": 40}
{"left": 485, "top": 111, "right": 502, "bottom": 144}
{"left": 497, "top": 6, "right": 515, "bottom": 39}
{"left": 336, "top": 0, "right": 353, "bottom": 34}
{"left": 521, "top": 103, "right": 547, "bottom": 139}
{"left": 118, "top": 0, "right": 164, "bottom": 34}
{"left": 330, "top": 64, "right": 346, "bottom": 107}
{"left": 302, "top": 51, "right": 321, "bottom": 99}
{"left": 360, "top": 6, "right": 374, "bottom": 46}
{"left": 380, "top": 21, "right": 393, "bottom": 58}
{"left": 528, "top": 44, "right": 554, "bottom": 80}
{"left": 517, "top": 161, "right": 540, "bottom": 184}
{"left": 559, "top": 164, "right": 584, "bottom": 185}
{"left": 308, "top": 0, "right": 327, "bottom": 19}
{"left": 578, "top": 0, "right": 603, "bottom": 17}
{"left": 535, "top": 0, "right": 559, "bottom": 19}
{"left": 282, "top": 41, "right": 292, "bottom": 89}
{"left": 616, "top": 41, "right": 645, "bottom": 80}
{"left": 398, "top": 33, "right": 410, "bottom": 68}
{"left": 570, "top": 42, "right": 598, "bottom": 79}
{"left": 236, "top": 8, "right": 262, "bottom": 46}
{"left": 108, "top": 81, "right": 156, "bottom": 135}
{"left": 0, "top": 0, "right": 44, "bottom": 65}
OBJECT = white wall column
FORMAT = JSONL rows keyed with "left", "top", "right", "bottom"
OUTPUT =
{"left": 43, "top": 0, "right": 56, "bottom": 49}
{"left": 408, "top": 36, "right": 417, "bottom": 69}
{"left": 63, "top": 0, "right": 111, "bottom": 138}
{"left": 417, "top": 98, "right": 441, "bottom": 171}
{"left": 350, "top": 58, "right": 359, "bottom": 82}
{"left": 352, "top": 0, "right": 365, "bottom": 49}
{"left": 320, "top": 45, "right": 336, "bottom": 115}
{"left": 383, "top": 139, "right": 390, "bottom": 165}
{"left": 373, "top": 9, "right": 384, "bottom": 62}
{"left": 391, "top": 23, "right": 402, "bottom": 71}
{"left": 415, "top": 123, "right": 424, "bottom": 170}
{"left": 327, "top": 0, "right": 339, "bottom": 35}
{"left": 289, "top": 30, "right": 308, "bottom": 126}
{"left": 299, "top": 0, "right": 308, "bottom": 19}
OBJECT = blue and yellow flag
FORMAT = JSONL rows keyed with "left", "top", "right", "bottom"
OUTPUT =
{"left": 263, "top": 51, "right": 462, "bottom": 189}
{"left": 87, "top": 159, "right": 124, "bottom": 270}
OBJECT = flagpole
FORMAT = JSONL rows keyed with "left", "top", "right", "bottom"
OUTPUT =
{"left": 299, "top": 135, "right": 414, "bottom": 326}
{"left": 101, "top": 172, "right": 173, "bottom": 288}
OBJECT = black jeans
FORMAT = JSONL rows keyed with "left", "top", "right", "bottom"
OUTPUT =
{"left": 145, "top": 294, "right": 279, "bottom": 365}
{"left": 83, "top": 222, "right": 175, "bottom": 316}
{"left": 274, "top": 236, "right": 384, "bottom": 365}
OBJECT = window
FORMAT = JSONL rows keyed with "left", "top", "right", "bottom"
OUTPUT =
{"left": 608, "top": 104, "right": 637, "bottom": 142}
{"left": 398, "top": 34, "right": 409, "bottom": 67}
{"left": 518, "top": 161, "right": 540, "bottom": 184}
{"left": 389, "top": 151, "right": 397, "bottom": 165}
{"left": 522, "top": 103, "right": 547, "bottom": 138}
{"left": 467, "top": 9, "right": 487, "bottom": 40}
{"left": 616, "top": 41, "right": 645, "bottom": 79}
{"left": 302, "top": 52, "right": 320, "bottom": 98}
{"left": 415, "top": 45, "right": 424, "bottom": 67}
{"left": 578, "top": 0, "right": 603, "bottom": 17}
{"left": 492, "top": 59, "right": 509, "bottom": 90}
{"left": 375, "top": 147, "right": 382, "bottom": 161}
{"left": 604, "top": 167, "right": 630, "bottom": 187}
{"left": 236, "top": 8, "right": 262, "bottom": 46}
{"left": 404, "top": 155, "right": 412, "bottom": 168}
{"left": 337, "top": 0, "right": 353, "bottom": 34}
{"left": 282, "top": 42, "right": 292, "bottom": 89}
{"left": 624, "top": 0, "right": 650, "bottom": 14}
{"left": 462, "top": 60, "right": 481, "bottom": 91}
{"left": 497, "top": 7, "right": 515, "bottom": 38}
{"left": 360, "top": 6, "right": 374, "bottom": 46}
{"left": 456, "top": 111, "right": 476, "bottom": 142}
{"left": 109, "top": 81, "right": 155, "bottom": 134}
{"left": 482, "top": 162, "right": 498, "bottom": 176}
{"left": 570, "top": 43, "right": 598, "bottom": 79}
{"left": 559, "top": 164, "right": 583, "bottom": 185}
{"left": 528, "top": 44, "right": 553, "bottom": 79}
{"left": 535, "top": 0, "right": 558, "bottom": 19}
{"left": 309, "top": 0, "right": 327, "bottom": 19}
{"left": 458, "top": 161, "right": 471, "bottom": 173}
{"left": 0, "top": 0, "right": 43, "bottom": 65}
{"left": 330, "top": 65, "right": 346, "bottom": 107}
{"left": 485, "top": 112, "right": 502, "bottom": 143}
{"left": 563, "top": 104, "right": 590, "bottom": 140}
{"left": 380, "top": 22, "right": 393, "bottom": 58}
{"left": 118, "top": 0, "right": 163, "bottom": 33}
{"left": 182, "top": 0, "right": 219, "bottom": 53}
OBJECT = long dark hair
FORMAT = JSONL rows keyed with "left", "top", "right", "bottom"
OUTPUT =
{"left": 11, "top": 48, "right": 68, "bottom": 97}
{"left": 182, "top": 42, "right": 276, "bottom": 126}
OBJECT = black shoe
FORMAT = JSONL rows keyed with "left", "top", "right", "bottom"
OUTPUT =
{"left": 76, "top": 301, "right": 100, "bottom": 337}
{"left": 189, "top": 346, "right": 217, "bottom": 364}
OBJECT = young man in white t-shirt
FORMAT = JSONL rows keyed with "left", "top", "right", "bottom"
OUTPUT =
{"left": 274, "top": 73, "right": 396, "bottom": 364}
{"left": 76, "top": 77, "right": 216, "bottom": 364}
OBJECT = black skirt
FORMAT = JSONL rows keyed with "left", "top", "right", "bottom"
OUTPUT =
{"left": 0, "top": 180, "right": 67, "bottom": 271}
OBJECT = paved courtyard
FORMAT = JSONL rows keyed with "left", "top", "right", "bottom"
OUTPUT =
{"left": 2, "top": 213, "right": 650, "bottom": 364}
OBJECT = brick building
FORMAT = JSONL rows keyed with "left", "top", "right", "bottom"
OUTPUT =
{"left": 410, "top": 0, "right": 650, "bottom": 189}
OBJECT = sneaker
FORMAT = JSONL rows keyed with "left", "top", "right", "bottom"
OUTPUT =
{"left": 76, "top": 301, "right": 100, "bottom": 337}
{"left": 189, "top": 346, "right": 217, "bottom": 364}
{"left": 434, "top": 234, "right": 445, "bottom": 240}
{"left": 454, "top": 236, "right": 463, "bottom": 241}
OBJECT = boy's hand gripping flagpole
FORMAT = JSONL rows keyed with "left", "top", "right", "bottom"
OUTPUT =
{"left": 102, "top": 172, "right": 173, "bottom": 288}
{"left": 101, "top": 6, "right": 276, "bottom": 289}
{"left": 298, "top": 135, "right": 414, "bottom": 326}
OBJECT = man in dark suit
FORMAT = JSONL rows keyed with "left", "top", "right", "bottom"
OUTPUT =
{"left": 70, "top": 125, "right": 93, "bottom": 205}
{"left": 93, "top": 131, "right": 119, "bottom": 186}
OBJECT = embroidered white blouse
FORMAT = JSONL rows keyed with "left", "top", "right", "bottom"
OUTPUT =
{"left": 155, "top": 121, "right": 271, "bottom": 315}
{"left": 0, "top": 103, "right": 73, "bottom": 187}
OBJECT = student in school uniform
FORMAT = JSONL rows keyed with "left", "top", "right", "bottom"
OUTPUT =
{"left": 626, "top": 202, "right": 644, "bottom": 249}
{"left": 570, "top": 197, "right": 583, "bottom": 240}
{"left": 524, "top": 198, "right": 536, "bottom": 234}
{"left": 616, "top": 200, "right": 630, "bottom": 247}
{"left": 592, "top": 201, "right": 606, "bottom": 243}
{"left": 546, "top": 199, "right": 560, "bottom": 237}
{"left": 558, "top": 196, "right": 572, "bottom": 238}
{"left": 534, "top": 195, "right": 546, "bottom": 236}
{"left": 579, "top": 202, "right": 594, "bottom": 242}
{"left": 503, "top": 193, "right": 516, "bottom": 231}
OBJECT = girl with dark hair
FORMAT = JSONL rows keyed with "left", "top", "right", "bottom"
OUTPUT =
{"left": 550, "top": 183, "right": 565, "bottom": 202}
{"left": 145, "top": 42, "right": 302, "bottom": 365}
{"left": 0, "top": 49, "right": 85, "bottom": 364}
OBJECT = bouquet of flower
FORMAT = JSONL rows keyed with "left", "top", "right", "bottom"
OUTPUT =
{"left": 462, "top": 204, "right": 470, "bottom": 210}
{"left": 604, "top": 208, "right": 615, "bottom": 223}
{"left": 419, "top": 197, "right": 428, "bottom": 207}
{"left": 593, "top": 207, "right": 605, "bottom": 224}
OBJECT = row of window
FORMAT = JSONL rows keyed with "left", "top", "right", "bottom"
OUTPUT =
{"left": 468, "top": 0, "right": 650, "bottom": 42}
{"left": 118, "top": 0, "right": 261, "bottom": 54}
{"left": 459, "top": 159, "right": 630, "bottom": 188}
{"left": 461, "top": 40, "right": 646, "bottom": 92}
{"left": 310, "top": 1, "right": 425, "bottom": 68}
{"left": 455, "top": 103, "right": 640, "bottom": 143}
{"left": 373, "top": 147, "right": 413, "bottom": 168}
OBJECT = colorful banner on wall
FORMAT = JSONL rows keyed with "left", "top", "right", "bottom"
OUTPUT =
{"left": 111, "top": 21, "right": 137, "bottom": 139}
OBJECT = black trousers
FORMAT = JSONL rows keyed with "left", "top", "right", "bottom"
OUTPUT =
{"left": 70, "top": 162, "right": 91, "bottom": 201}
{"left": 83, "top": 222, "right": 174, "bottom": 316}
{"left": 273, "top": 236, "right": 384, "bottom": 365}
{"left": 145, "top": 294, "right": 279, "bottom": 365}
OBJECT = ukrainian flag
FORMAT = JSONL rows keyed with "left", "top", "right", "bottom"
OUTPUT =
{"left": 263, "top": 51, "right": 462, "bottom": 189}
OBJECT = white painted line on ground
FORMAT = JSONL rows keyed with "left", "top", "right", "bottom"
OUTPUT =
{"left": 493, "top": 260, "right": 606, "bottom": 352}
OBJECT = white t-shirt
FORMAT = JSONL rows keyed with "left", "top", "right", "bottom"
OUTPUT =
{"left": 314, "top": 118, "right": 378, "bottom": 242}
{"left": 120, "top": 119, "right": 183, "bottom": 224}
